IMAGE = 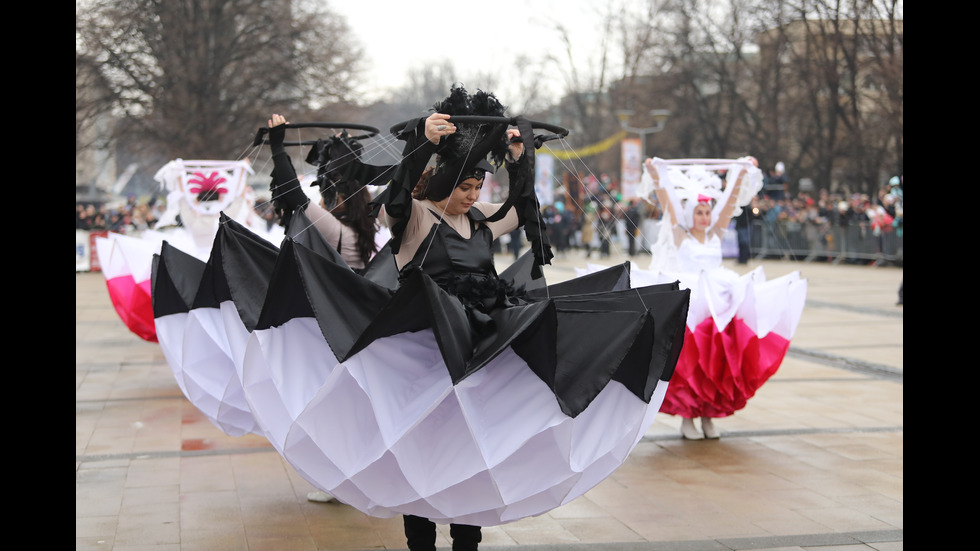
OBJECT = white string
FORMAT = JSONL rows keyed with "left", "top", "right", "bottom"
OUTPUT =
{"left": 538, "top": 137, "right": 649, "bottom": 307}
{"left": 539, "top": 138, "right": 643, "bottom": 254}
{"left": 224, "top": 117, "right": 672, "bottom": 295}
{"left": 237, "top": 125, "right": 406, "bottom": 241}
{"left": 212, "top": 118, "right": 677, "bottom": 311}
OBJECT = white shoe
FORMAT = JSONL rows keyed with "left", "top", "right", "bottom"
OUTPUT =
{"left": 680, "top": 417, "right": 703, "bottom": 440}
{"left": 307, "top": 490, "right": 337, "bottom": 503}
{"left": 701, "top": 417, "right": 720, "bottom": 439}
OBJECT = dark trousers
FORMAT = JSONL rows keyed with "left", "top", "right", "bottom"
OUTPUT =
{"left": 736, "top": 226, "right": 751, "bottom": 264}
{"left": 599, "top": 238, "right": 610, "bottom": 257}
{"left": 403, "top": 515, "right": 481, "bottom": 551}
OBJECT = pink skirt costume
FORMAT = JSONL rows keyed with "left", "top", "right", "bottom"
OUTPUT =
{"left": 96, "top": 159, "right": 283, "bottom": 343}
{"left": 632, "top": 232, "right": 806, "bottom": 418}
{"left": 96, "top": 231, "right": 161, "bottom": 342}
{"left": 583, "top": 158, "right": 807, "bottom": 419}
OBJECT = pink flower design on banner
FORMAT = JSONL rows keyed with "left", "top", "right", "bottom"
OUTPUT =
{"left": 187, "top": 171, "right": 229, "bottom": 196}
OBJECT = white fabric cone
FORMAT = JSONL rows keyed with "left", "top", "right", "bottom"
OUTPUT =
{"left": 241, "top": 317, "right": 336, "bottom": 451}
{"left": 179, "top": 306, "right": 261, "bottom": 436}
{"left": 155, "top": 312, "right": 190, "bottom": 396}
{"left": 776, "top": 276, "right": 808, "bottom": 338}
{"left": 253, "top": 329, "right": 669, "bottom": 526}
{"left": 96, "top": 232, "right": 159, "bottom": 282}
{"left": 220, "top": 302, "right": 253, "bottom": 383}
{"left": 582, "top": 262, "right": 805, "bottom": 342}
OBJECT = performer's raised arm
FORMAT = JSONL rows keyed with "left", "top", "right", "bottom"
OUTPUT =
{"left": 708, "top": 167, "right": 745, "bottom": 240}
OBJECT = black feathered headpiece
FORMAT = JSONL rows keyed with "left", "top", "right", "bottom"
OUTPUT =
{"left": 305, "top": 133, "right": 394, "bottom": 209}
{"left": 426, "top": 85, "right": 511, "bottom": 200}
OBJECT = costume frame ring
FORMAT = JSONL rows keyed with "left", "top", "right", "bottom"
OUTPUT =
{"left": 389, "top": 116, "right": 569, "bottom": 145}
{"left": 253, "top": 122, "right": 381, "bottom": 147}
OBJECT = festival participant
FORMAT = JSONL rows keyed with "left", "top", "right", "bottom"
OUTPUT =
{"left": 96, "top": 158, "right": 274, "bottom": 343}
{"left": 378, "top": 88, "right": 529, "bottom": 551}
{"left": 232, "top": 85, "right": 690, "bottom": 546}
{"left": 639, "top": 157, "right": 807, "bottom": 440}
{"left": 266, "top": 113, "right": 390, "bottom": 273}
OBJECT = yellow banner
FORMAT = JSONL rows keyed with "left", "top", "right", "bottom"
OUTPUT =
{"left": 541, "top": 130, "right": 628, "bottom": 159}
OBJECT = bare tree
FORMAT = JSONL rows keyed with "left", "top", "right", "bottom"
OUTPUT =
{"left": 76, "top": 49, "right": 115, "bottom": 154}
{"left": 754, "top": 0, "right": 902, "bottom": 193}
{"left": 76, "top": 0, "right": 365, "bottom": 161}
{"left": 610, "top": 0, "right": 902, "bottom": 194}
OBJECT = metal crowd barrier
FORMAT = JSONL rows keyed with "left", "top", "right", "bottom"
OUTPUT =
{"left": 749, "top": 219, "right": 903, "bottom": 265}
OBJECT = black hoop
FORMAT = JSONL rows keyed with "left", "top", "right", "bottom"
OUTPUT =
{"left": 253, "top": 122, "right": 380, "bottom": 147}
{"left": 388, "top": 116, "right": 569, "bottom": 145}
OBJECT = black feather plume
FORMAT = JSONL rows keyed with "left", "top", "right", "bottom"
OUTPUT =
{"left": 431, "top": 84, "right": 510, "bottom": 169}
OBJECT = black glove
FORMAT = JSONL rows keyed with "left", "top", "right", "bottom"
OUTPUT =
{"left": 268, "top": 124, "right": 309, "bottom": 213}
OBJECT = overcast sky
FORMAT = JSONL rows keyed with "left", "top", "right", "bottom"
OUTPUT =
{"left": 330, "top": 0, "right": 616, "bottom": 104}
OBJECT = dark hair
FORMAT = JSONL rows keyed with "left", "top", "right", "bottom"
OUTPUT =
{"left": 333, "top": 186, "right": 378, "bottom": 267}
{"left": 412, "top": 167, "right": 436, "bottom": 200}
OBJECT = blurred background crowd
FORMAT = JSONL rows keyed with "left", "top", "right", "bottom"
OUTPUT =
{"left": 78, "top": 168, "right": 902, "bottom": 268}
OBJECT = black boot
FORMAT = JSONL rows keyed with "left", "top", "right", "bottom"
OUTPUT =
{"left": 450, "top": 523, "right": 482, "bottom": 551}
{"left": 403, "top": 515, "right": 437, "bottom": 551}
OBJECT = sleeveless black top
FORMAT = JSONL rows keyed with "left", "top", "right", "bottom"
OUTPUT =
{"left": 398, "top": 208, "right": 526, "bottom": 334}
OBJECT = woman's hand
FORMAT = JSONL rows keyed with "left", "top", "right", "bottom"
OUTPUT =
{"left": 268, "top": 113, "right": 288, "bottom": 128}
{"left": 643, "top": 158, "right": 661, "bottom": 186}
{"left": 424, "top": 113, "right": 455, "bottom": 144}
{"left": 506, "top": 128, "right": 524, "bottom": 162}
{"left": 267, "top": 114, "right": 288, "bottom": 150}
{"left": 643, "top": 158, "right": 657, "bottom": 174}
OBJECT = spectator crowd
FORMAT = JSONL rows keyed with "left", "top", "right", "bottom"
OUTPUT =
{"left": 75, "top": 195, "right": 167, "bottom": 233}
{"left": 513, "top": 168, "right": 904, "bottom": 267}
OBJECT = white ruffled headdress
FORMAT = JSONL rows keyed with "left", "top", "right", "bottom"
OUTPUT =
{"left": 639, "top": 157, "right": 763, "bottom": 273}
{"left": 639, "top": 157, "right": 763, "bottom": 230}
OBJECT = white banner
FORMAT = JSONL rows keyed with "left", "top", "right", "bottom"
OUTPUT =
{"left": 620, "top": 138, "right": 642, "bottom": 199}
{"left": 535, "top": 153, "right": 555, "bottom": 206}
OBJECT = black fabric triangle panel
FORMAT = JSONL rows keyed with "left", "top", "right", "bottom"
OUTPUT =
{"left": 509, "top": 301, "right": 558, "bottom": 394}
{"left": 359, "top": 240, "right": 399, "bottom": 290}
{"left": 291, "top": 238, "right": 394, "bottom": 363}
{"left": 526, "top": 262, "right": 631, "bottom": 299}
{"left": 190, "top": 245, "right": 225, "bottom": 310}
{"left": 254, "top": 238, "right": 316, "bottom": 330}
{"left": 609, "top": 313, "right": 657, "bottom": 400}
{"left": 499, "top": 250, "right": 547, "bottom": 293}
{"left": 216, "top": 213, "right": 282, "bottom": 331}
{"left": 465, "top": 300, "right": 555, "bottom": 380}
{"left": 417, "top": 272, "right": 475, "bottom": 383}
{"left": 343, "top": 269, "right": 438, "bottom": 362}
{"left": 191, "top": 216, "right": 238, "bottom": 310}
{"left": 640, "top": 287, "right": 690, "bottom": 384}
{"left": 151, "top": 241, "right": 207, "bottom": 318}
{"left": 552, "top": 308, "right": 649, "bottom": 417}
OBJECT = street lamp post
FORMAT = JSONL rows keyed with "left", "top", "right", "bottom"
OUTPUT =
{"left": 616, "top": 109, "right": 670, "bottom": 158}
